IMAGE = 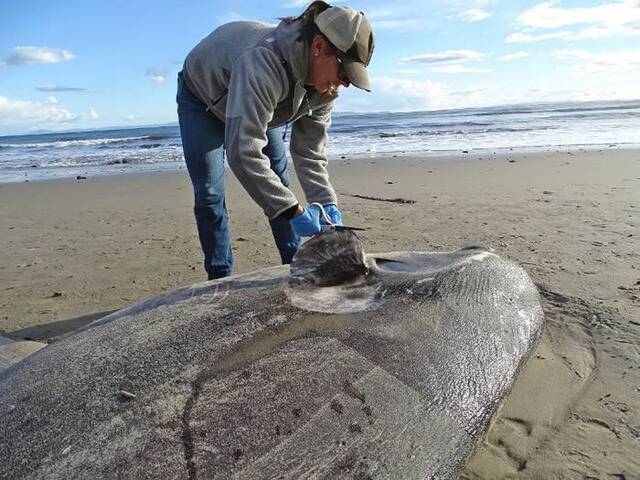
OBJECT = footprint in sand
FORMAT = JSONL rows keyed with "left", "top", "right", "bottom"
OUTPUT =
{"left": 462, "top": 286, "right": 598, "bottom": 478}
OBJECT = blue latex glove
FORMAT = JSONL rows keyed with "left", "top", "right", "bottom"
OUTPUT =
{"left": 322, "top": 204, "right": 343, "bottom": 226}
{"left": 289, "top": 205, "right": 321, "bottom": 237}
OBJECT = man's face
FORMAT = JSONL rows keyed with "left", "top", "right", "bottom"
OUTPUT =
{"left": 306, "top": 36, "right": 350, "bottom": 97}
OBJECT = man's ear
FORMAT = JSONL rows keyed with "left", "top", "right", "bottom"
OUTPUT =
{"left": 310, "top": 34, "right": 329, "bottom": 57}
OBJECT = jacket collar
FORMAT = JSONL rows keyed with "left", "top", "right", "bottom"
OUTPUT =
{"left": 272, "top": 19, "right": 334, "bottom": 120}
{"left": 273, "top": 19, "right": 309, "bottom": 84}
{"left": 273, "top": 20, "right": 311, "bottom": 120}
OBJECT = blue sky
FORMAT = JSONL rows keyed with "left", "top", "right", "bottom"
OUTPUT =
{"left": 1, "top": 0, "right": 639, "bottom": 134}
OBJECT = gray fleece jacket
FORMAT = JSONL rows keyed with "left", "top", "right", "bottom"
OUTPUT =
{"left": 182, "top": 19, "right": 338, "bottom": 219}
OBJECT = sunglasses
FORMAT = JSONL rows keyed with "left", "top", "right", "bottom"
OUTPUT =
{"left": 335, "top": 54, "right": 348, "bottom": 83}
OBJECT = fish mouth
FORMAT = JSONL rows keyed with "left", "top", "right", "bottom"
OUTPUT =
{"left": 287, "top": 230, "right": 383, "bottom": 313}
{"left": 289, "top": 230, "right": 371, "bottom": 287}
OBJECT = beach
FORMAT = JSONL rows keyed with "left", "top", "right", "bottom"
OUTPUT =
{"left": 1, "top": 148, "right": 638, "bottom": 478}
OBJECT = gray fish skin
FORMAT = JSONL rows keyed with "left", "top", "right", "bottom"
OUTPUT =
{"left": 0, "top": 235, "right": 543, "bottom": 480}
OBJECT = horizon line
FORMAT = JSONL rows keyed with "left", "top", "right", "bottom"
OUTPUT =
{"left": 1, "top": 97, "right": 638, "bottom": 138}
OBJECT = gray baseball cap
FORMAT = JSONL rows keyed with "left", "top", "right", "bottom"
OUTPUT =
{"left": 314, "top": 6, "right": 375, "bottom": 92}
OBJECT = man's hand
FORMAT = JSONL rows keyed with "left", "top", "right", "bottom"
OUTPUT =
{"left": 290, "top": 205, "right": 322, "bottom": 236}
{"left": 322, "top": 204, "right": 342, "bottom": 225}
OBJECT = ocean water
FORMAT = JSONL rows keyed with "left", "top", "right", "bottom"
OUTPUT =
{"left": 1, "top": 99, "right": 639, "bottom": 183}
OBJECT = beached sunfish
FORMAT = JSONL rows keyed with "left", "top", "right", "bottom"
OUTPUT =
{"left": 0, "top": 231, "right": 544, "bottom": 479}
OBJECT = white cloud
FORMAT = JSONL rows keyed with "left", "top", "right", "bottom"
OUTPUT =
{"left": 369, "top": 76, "right": 504, "bottom": 110}
{"left": 430, "top": 64, "right": 492, "bottom": 73}
{"left": 518, "top": 0, "right": 640, "bottom": 30}
{"left": 402, "top": 50, "right": 486, "bottom": 64}
{"left": 570, "top": 24, "right": 640, "bottom": 40}
{"left": 551, "top": 48, "right": 640, "bottom": 73}
{"left": 145, "top": 68, "right": 166, "bottom": 85}
{"left": 88, "top": 107, "right": 99, "bottom": 120}
{"left": 510, "top": 85, "right": 640, "bottom": 103}
{"left": 479, "top": 83, "right": 637, "bottom": 107}
{"left": 513, "top": 1, "right": 640, "bottom": 40}
{"left": 505, "top": 31, "right": 571, "bottom": 43}
{"left": 3, "top": 46, "right": 75, "bottom": 66}
{"left": 366, "top": 73, "right": 640, "bottom": 112}
{"left": 0, "top": 96, "right": 77, "bottom": 125}
{"left": 499, "top": 51, "right": 530, "bottom": 61}
{"left": 372, "top": 76, "right": 450, "bottom": 109}
{"left": 456, "top": 9, "right": 492, "bottom": 22}
{"left": 447, "top": 86, "right": 492, "bottom": 97}
{"left": 35, "top": 85, "right": 87, "bottom": 92}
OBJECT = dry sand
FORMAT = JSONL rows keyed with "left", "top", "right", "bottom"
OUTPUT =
{"left": 1, "top": 148, "right": 638, "bottom": 478}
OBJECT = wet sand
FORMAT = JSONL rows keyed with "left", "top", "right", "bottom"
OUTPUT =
{"left": 1, "top": 148, "right": 638, "bottom": 478}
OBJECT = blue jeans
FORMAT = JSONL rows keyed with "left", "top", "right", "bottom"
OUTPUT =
{"left": 176, "top": 72, "right": 300, "bottom": 279}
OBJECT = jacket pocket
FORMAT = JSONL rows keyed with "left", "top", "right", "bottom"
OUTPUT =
{"left": 207, "top": 92, "right": 228, "bottom": 118}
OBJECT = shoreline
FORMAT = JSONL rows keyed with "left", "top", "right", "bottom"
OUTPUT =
{"left": 1, "top": 148, "right": 638, "bottom": 477}
{"left": 1, "top": 142, "right": 638, "bottom": 186}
